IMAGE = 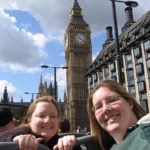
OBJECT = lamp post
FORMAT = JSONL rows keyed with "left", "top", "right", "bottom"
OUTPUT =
{"left": 41, "top": 65, "right": 68, "bottom": 100}
{"left": 25, "top": 92, "right": 40, "bottom": 102}
{"left": 109, "top": 0, "right": 138, "bottom": 82}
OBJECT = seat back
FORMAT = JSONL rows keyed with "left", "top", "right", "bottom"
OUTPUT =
{"left": 75, "top": 135, "right": 101, "bottom": 150}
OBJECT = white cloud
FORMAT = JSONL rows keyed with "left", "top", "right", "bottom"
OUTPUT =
{"left": 27, "top": 32, "right": 48, "bottom": 48}
{"left": 0, "top": 0, "right": 149, "bottom": 74}
{"left": 57, "top": 68, "right": 67, "bottom": 88}
{"left": 0, "top": 9, "right": 47, "bottom": 73}
{"left": 1, "top": 0, "right": 150, "bottom": 36}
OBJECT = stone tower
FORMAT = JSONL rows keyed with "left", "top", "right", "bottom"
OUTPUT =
{"left": 64, "top": 0, "right": 92, "bottom": 131}
{"left": 37, "top": 75, "right": 56, "bottom": 98}
{"left": 2, "top": 86, "right": 9, "bottom": 103}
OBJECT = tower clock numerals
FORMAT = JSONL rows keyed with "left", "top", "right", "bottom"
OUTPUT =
{"left": 75, "top": 33, "right": 86, "bottom": 45}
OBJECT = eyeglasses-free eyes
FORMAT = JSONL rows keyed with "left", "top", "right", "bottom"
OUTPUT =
{"left": 92, "top": 95, "right": 122, "bottom": 113}
{"left": 34, "top": 114, "right": 58, "bottom": 120}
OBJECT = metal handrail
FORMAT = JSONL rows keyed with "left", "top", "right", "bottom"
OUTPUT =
{"left": 0, "top": 142, "right": 49, "bottom": 150}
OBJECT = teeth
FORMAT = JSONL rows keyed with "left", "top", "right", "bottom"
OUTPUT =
{"left": 42, "top": 127, "right": 51, "bottom": 129}
{"left": 107, "top": 114, "right": 118, "bottom": 122}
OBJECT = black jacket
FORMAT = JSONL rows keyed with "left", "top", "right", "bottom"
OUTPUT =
{"left": 0, "top": 127, "right": 82, "bottom": 150}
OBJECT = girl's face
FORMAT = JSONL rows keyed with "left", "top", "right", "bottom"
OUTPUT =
{"left": 29, "top": 102, "right": 59, "bottom": 140}
{"left": 92, "top": 87, "right": 137, "bottom": 138}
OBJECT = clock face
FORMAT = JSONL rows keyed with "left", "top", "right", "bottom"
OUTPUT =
{"left": 75, "top": 33, "right": 86, "bottom": 45}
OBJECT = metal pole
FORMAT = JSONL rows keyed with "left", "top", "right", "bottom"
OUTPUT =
{"left": 54, "top": 67, "right": 57, "bottom": 100}
{"left": 25, "top": 92, "right": 40, "bottom": 102}
{"left": 111, "top": 0, "right": 122, "bottom": 82}
{"left": 41, "top": 65, "right": 68, "bottom": 100}
{"left": 31, "top": 93, "right": 34, "bottom": 102}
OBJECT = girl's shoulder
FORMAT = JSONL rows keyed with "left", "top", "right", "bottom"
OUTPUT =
{"left": 137, "top": 113, "right": 150, "bottom": 124}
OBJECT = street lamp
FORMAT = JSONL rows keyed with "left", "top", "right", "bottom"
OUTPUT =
{"left": 25, "top": 92, "right": 40, "bottom": 102}
{"left": 116, "top": 0, "right": 138, "bottom": 7}
{"left": 41, "top": 65, "right": 68, "bottom": 100}
{"left": 109, "top": 0, "right": 138, "bottom": 82}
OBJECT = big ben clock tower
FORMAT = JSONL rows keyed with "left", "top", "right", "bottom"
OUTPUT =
{"left": 64, "top": 0, "right": 92, "bottom": 131}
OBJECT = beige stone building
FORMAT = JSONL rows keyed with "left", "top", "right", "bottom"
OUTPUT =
{"left": 37, "top": 75, "right": 56, "bottom": 99}
{"left": 64, "top": 0, "right": 92, "bottom": 131}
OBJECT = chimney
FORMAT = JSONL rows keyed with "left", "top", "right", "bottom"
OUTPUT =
{"left": 122, "top": 7, "right": 135, "bottom": 32}
{"left": 106, "top": 26, "right": 113, "bottom": 42}
{"left": 103, "top": 26, "right": 114, "bottom": 48}
{"left": 125, "top": 7, "right": 134, "bottom": 23}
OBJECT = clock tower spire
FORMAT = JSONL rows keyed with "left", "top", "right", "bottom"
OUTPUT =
{"left": 64, "top": 0, "right": 92, "bottom": 131}
{"left": 71, "top": 0, "right": 82, "bottom": 17}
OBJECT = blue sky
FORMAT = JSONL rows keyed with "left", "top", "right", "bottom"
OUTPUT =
{"left": 0, "top": 0, "right": 149, "bottom": 102}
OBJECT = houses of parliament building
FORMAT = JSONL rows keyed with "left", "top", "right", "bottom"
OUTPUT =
{"left": 1, "top": 0, "right": 150, "bottom": 131}
{"left": 86, "top": 6, "right": 150, "bottom": 113}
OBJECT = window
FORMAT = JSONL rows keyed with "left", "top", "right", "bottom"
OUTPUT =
{"left": 88, "top": 76, "right": 93, "bottom": 85}
{"left": 140, "top": 100, "right": 148, "bottom": 112}
{"left": 99, "top": 71, "right": 103, "bottom": 79}
{"left": 137, "top": 75, "right": 145, "bottom": 82}
{"left": 98, "top": 60, "right": 102, "bottom": 65}
{"left": 140, "top": 95, "right": 148, "bottom": 113}
{"left": 135, "top": 58, "right": 143, "bottom": 64}
{"left": 126, "top": 54, "right": 132, "bottom": 61}
{"left": 136, "top": 63, "right": 143, "bottom": 75}
{"left": 141, "top": 93, "right": 147, "bottom": 100}
{"left": 138, "top": 81, "right": 146, "bottom": 93}
{"left": 146, "top": 52, "right": 150, "bottom": 58}
{"left": 128, "top": 80, "right": 134, "bottom": 86}
{"left": 126, "top": 52, "right": 133, "bottom": 71}
{"left": 105, "top": 68, "right": 109, "bottom": 76}
{"left": 144, "top": 40, "right": 150, "bottom": 51}
{"left": 110, "top": 63, "right": 115, "bottom": 72}
{"left": 134, "top": 46, "right": 141, "bottom": 58}
{"left": 147, "top": 58, "right": 150, "bottom": 69}
{"left": 129, "top": 86, "right": 135, "bottom": 94}
{"left": 127, "top": 63, "right": 133, "bottom": 70}
{"left": 111, "top": 76, "right": 117, "bottom": 81}
{"left": 111, "top": 72, "right": 116, "bottom": 77}
{"left": 128, "top": 70, "right": 134, "bottom": 78}
{"left": 93, "top": 73, "right": 98, "bottom": 82}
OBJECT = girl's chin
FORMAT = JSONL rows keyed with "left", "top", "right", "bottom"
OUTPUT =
{"left": 40, "top": 132, "right": 48, "bottom": 136}
{"left": 40, "top": 132, "right": 55, "bottom": 139}
{"left": 107, "top": 123, "right": 120, "bottom": 133}
{"left": 40, "top": 134, "right": 52, "bottom": 140}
